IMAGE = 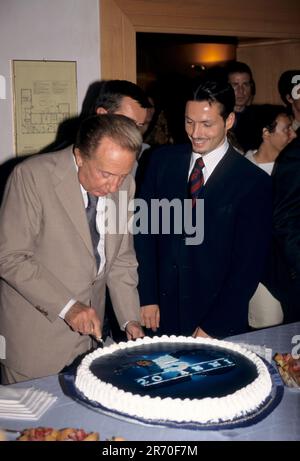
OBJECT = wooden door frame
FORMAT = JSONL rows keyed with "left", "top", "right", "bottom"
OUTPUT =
{"left": 99, "top": 0, "right": 300, "bottom": 82}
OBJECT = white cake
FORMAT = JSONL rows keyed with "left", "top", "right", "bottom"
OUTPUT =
{"left": 75, "top": 335, "right": 272, "bottom": 425}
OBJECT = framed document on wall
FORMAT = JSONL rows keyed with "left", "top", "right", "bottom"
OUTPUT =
{"left": 12, "top": 60, "right": 77, "bottom": 156}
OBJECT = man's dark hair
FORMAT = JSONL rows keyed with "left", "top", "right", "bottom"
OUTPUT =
{"left": 75, "top": 113, "right": 142, "bottom": 158}
{"left": 226, "top": 61, "right": 256, "bottom": 97}
{"left": 40, "top": 80, "right": 150, "bottom": 154}
{"left": 278, "top": 70, "right": 300, "bottom": 105}
{"left": 189, "top": 78, "right": 235, "bottom": 121}
{"left": 81, "top": 80, "right": 152, "bottom": 117}
{"left": 250, "top": 104, "right": 289, "bottom": 148}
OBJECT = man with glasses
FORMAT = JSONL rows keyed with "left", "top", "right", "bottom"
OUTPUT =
{"left": 41, "top": 79, "right": 152, "bottom": 157}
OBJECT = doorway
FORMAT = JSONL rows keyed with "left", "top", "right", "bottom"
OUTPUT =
{"left": 99, "top": 0, "right": 300, "bottom": 84}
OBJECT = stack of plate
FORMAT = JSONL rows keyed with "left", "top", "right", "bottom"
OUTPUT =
{"left": 0, "top": 385, "right": 57, "bottom": 420}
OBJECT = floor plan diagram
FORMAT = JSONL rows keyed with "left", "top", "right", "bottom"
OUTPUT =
{"left": 13, "top": 61, "right": 77, "bottom": 155}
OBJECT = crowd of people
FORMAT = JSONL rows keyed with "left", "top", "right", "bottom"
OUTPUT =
{"left": 0, "top": 63, "right": 299, "bottom": 383}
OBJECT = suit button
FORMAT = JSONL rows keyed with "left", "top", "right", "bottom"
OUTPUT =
{"left": 162, "top": 292, "right": 167, "bottom": 296}
{"left": 290, "top": 271, "right": 297, "bottom": 280}
{"left": 172, "top": 265, "right": 177, "bottom": 269}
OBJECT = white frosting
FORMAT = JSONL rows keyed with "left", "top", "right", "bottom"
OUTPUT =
{"left": 75, "top": 336, "right": 272, "bottom": 424}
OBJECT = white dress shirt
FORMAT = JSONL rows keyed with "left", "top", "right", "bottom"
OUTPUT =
{"left": 188, "top": 138, "right": 229, "bottom": 182}
{"left": 59, "top": 173, "right": 106, "bottom": 319}
{"left": 79, "top": 185, "right": 106, "bottom": 273}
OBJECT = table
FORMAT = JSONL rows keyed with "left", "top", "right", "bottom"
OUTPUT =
{"left": 1, "top": 322, "right": 299, "bottom": 441}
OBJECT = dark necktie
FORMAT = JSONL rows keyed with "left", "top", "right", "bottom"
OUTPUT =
{"left": 189, "top": 157, "right": 205, "bottom": 207}
{"left": 86, "top": 193, "right": 100, "bottom": 269}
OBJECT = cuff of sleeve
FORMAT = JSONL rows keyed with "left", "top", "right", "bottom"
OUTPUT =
{"left": 59, "top": 299, "right": 77, "bottom": 319}
{"left": 122, "top": 320, "right": 131, "bottom": 331}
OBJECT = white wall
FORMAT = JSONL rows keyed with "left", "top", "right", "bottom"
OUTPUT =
{"left": 0, "top": 0, "right": 100, "bottom": 162}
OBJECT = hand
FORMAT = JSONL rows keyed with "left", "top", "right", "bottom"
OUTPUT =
{"left": 140, "top": 304, "right": 160, "bottom": 332}
{"left": 125, "top": 321, "right": 145, "bottom": 340}
{"left": 65, "top": 301, "right": 101, "bottom": 339}
{"left": 192, "top": 326, "right": 211, "bottom": 338}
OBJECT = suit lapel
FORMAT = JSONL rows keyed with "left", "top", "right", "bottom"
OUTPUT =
{"left": 51, "top": 148, "right": 94, "bottom": 258}
{"left": 203, "top": 146, "right": 236, "bottom": 197}
{"left": 103, "top": 181, "right": 130, "bottom": 274}
{"left": 162, "top": 145, "right": 191, "bottom": 200}
{"left": 180, "top": 148, "right": 193, "bottom": 199}
{"left": 104, "top": 189, "right": 119, "bottom": 271}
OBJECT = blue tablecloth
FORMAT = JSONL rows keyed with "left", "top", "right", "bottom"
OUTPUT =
{"left": 1, "top": 322, "right": 299, "bottom": 441}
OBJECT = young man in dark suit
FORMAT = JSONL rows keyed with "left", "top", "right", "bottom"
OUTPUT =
{"left": 135, "top": 78, "right": 272, "bottom": 339}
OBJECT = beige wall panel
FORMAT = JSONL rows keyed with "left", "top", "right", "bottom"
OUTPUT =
{"left": 100, "top": 0, "right": 136, "bottom": 81}
{"left": 237, "top": 41, "right": 300, "bottom": 104}
{"left": 114, "top": 0, "right": 300, "bottom": 37}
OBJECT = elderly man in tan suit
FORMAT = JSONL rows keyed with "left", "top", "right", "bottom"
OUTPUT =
{"left": 0, "top": 114, "right": 144, "bottom": 384}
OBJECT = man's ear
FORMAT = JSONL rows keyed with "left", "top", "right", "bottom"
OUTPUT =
{"left": 96, "top": 107, "right": 108, "bottom": 115}
{"left": 74, "top": 147, "right": 83, "bottom": 167}
{"left": 262, "top": 127, "right": 270, "bottom": 140}
{"left": 225, "top": 112, "right": 235, "bottom": 131}
{"left": 286, "top": 94, "right": 294, "bottom": 105}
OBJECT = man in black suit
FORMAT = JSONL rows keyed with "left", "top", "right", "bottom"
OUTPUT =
{"left": 278, "top": 70, "right": 300, "bottom": 138}
{"left": 134, "top": 78, "right": 272, "bottom": 339}
{"left": 266, "top": 136, "right": 300, "bottom": 323}
{"left": 226, "top": 61, "right": 257, "bottom": 153}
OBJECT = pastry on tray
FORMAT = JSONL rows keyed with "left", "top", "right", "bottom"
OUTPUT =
{"left": 17, "top": 427, "right": 99, "bottom": 441}
{"left": 273, "top": 353, "right": 300, "bottom": 388}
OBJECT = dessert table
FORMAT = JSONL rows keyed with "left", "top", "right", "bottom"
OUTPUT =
{"left": 1, "top": 322, "right": 299, "bottom": 441}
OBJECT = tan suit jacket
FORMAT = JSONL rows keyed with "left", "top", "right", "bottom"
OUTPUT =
{"left": 0, "top": 147, "right": 140, "bottom": 378}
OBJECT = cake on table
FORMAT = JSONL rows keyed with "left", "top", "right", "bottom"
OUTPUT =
{"left": 75, "top": 335, "right": 273, "bottom": 425}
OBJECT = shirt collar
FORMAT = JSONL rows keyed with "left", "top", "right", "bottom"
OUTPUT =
{"left": 73, "top": 153, "right": 92, "bottom": 208}
{"left": 190, "top": 138, "right": 229, "bottom": 181}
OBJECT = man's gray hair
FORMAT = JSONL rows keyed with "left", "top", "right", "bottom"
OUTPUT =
{"left": 75, "top": 113, "right": 142, "bottom": 157}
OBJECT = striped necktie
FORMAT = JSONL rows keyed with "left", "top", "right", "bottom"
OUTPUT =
{"left": 189, "top": 157, "right": 205, "bottom": 207}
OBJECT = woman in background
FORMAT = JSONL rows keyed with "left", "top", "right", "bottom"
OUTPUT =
{"left": 245, "top": 104, "right": 296, "bottom": 329}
